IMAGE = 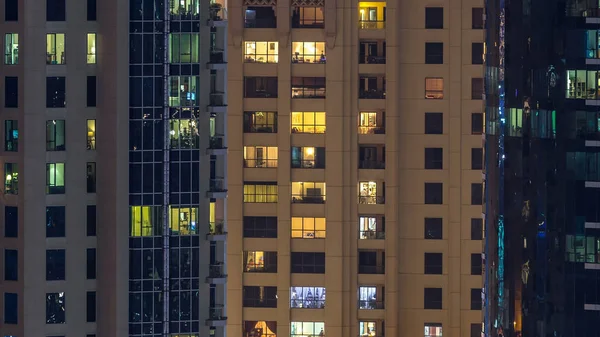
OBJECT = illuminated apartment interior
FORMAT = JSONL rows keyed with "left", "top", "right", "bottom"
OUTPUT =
{"left": 227, "top": 1, "right": 484, "bottom": 337}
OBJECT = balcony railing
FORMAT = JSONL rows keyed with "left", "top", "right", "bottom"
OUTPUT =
{"left": 359, "top": 89, "right": 386, "bottom": 99}
{"left": 358, "top": 126, "right": 385, "bottom": 134}
{"left": 209, "top": 49, "right": 225, "bottom": 63}
{"left": 245, "top": 18, "right": 277, "bottom": 28}
{"left": 358, "top": 300, "right": 385, "bottom": 309}
{"left": 209, "top": 263, "right": 227, "bottom": 278}
{"left": 359, "top": 20, "right": 385, "bottom": 29}
{"left": 209, "top": 221, "right": 226, "bottom": 235}
{"left": 209, "top": 178, "right": 226, "bottom": 192}
{"left": 360, "top": 55, "right": 386, "bottom": 64}
{"left": 292, "top": 88, "right": 326, "bottom": 99}
{"left": 244, "top": 124, "right": 277, "bottom": 133}
{"left": 243, "top": 298, "right": 278, "bottom": 308}
{"left": 291, "top": 299, "right": 326, "bottom": 309}
{"left": 209, "top": 136, "right": 226, "bottom": 149}
{"left": 208, "top": 305, "right": 227, "bottom": 320}
{"left": 358, "top": 265, "right": 385, "bottom": 274}
{"left": 292, "top": 195, "right": 325, "bottom": 204}
{"left": 359, "top": 160, "right": 385, "bottom": 169}
{"left": 359, "top": 230, "right": 385, "bottom": 240}
{"left": 358, "top": 195, "right": 385, "bottom": 204}
{"left": 209, "top": 92, "right": 225, "bottom": 106}
{"left": 244, "top": 159, "right": 278, "bottom": 168}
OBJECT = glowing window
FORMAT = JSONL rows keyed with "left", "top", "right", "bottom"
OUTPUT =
{"left": 244, "top": 41, "right": 278, "bottom": 63}
{"left": 291, "top": 42, "right": 325, "bottom": 63}
{"left": 291, "top": 217, "right": 326, "bottom": 238}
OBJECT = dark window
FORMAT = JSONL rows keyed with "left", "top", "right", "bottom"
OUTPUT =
{"left": 425, "top": 43, "right": 443, "bottom": 64}
{"left": 46, "top": 249, "right": 66, "bottom": 280}
{"left": 5, "top": 0, "right": 18, "bottom": 21}
{"left": 471, "top": 113, "right": 483, "bottom": 134}
{"left": 471, "top": 253, "right": 482, "bottom": 275}
{"left": 87, "top": 205, "right": 96, "bottom": 236}
{"left": 424, "top": 218, "right": 442, "bottom": 239}
{"left": 244, "top": 77, "right": 278, "bottom": 98}
{"left": 471, "top": 78, "right": 484, "bottom": 99}
{"left": 87, "top": 162, "right": 96, "bottom": 193}
{"left": 424, "top": 253, "right": 442, "bottom": 274}
{"left": 470, "top": 288, "right": 482, "bottom": 310}
{"left": 242, "top": 286, "right": 278, "bottom": 308}
{"left": 5, "top": 76, "right": 18, "bottom": 108}
{"left": 425, "top": 7, "right": 443, "bottom": 29}
{"left": 46, "top": 292, "right": 66, "bottom": 324}
{"left": 87, "top": 76, "right": 96, "bottom": 107}
{"left": 425, "top": 148, "right": 443, "bottom": 169}
{"left": 243, "top": 216, "right": 277, "bottom": 238}
{"left": 86, "top": 291, "right": 96, "bottom": 322}
{"left": 290, "top": 252, "right": 325, "bottom": 273}
{"left": 424, "top": 183, "right": 443, "bottom": 204}
{"left": 425, "top": 112, "right": 443, "bottom": 134}
{"left": 292, "top": 147, "right": 326, "bottom": 168}
{"left": 358, "top": 251, "right": 384, "bottom": 274}
{"left": 47, "top": 77, "right": 66, "bottom": 108}
{"left": 471, "top": 218, "right": 483, "bottom": 240}
{"left": 243, "top": 111, "right": 278, "bottom": 133}
{"left": 471, "top": 183, "right": 483, "bottom": 205}
{"left": 5, "top": 120, "right": 18, "bottom": 151}
{"left": 87, "top": 0, "right": 96, "bottom": 20}
{"left": 87, "top": 248, "right": 96, "bottom": 279}
{"left": 472, "top": 43, "right": 484, "bottom": 64}
{"left": 243, "top": 251, "right": 278, "bottom": 273}
{"left": 46, "top": 206, "right": 66, "bottom": 238}
{"left": 471, "top": 148, "right": 483, "bottom": 170}
{"left": 424, "top": 288, "right": 442, "bottom": 309}
{"left": 4, "top": 293, "right": 17, "bottom": 324}
{"left": 472, "top": 8, "right": 484, "bottom": 29}
{"left": 471, "top": 324, "right": 481, "bottom": 337}
{"left": 5, "top": 206, "right": 18, "bottom": 237}
{"left": 47, "top": 0, "right": 66, "bottom": 21}
{"left": 4, "top": 249, "right": 18, "bottom": 280}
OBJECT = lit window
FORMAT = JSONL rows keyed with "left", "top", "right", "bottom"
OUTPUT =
{"left": 130, "top": 206, "right": 163, "bottom": 236}
{"left": 4, "top": 163, "right": 18, "bottom": 194}
{"left": 291, "top": 147, "right": 325, "bottom": 168}
{"left": 169, "top": 33, "right": 200, "bottom": 63}
{"left": 169, "top": 76, "right": 200, "bottom": 106}
{"left": 243, "top": 146, "right": 278, "bottom": 168}
{"left": 169, "top": 0, "right": 200, "bottom": 16}
{"left": 243, "top": 183, "right": 278, "bottom": 203}
{"left": 359, "top": 4, "right": 386, "bottom": 29}
{"left": 244, "top": 251, "right": 277, "bottom": 272}
{"left": 169, "top": 118, "right": 199, "bottom": 149}
{"left": 425, "top": 77, "right": 444, "bottom": 99}
{"left": 425, "top": 324, "right": 443, "bottom": 337}
{"left": 292, "top": 42, "right": 326, "bottom": 63}
{"left": 4, "top": 33, "right": 18, "bottom": 65}
{"left": 291, "top": 182, "right": 326, "bottom": 203}
{"left": 358, "top": 286, "right": 380, "bottom": 309}
{"left": 290, "top": 286, "right": 326, "bottom": 308}
{"left": 47, "top": 120, "right": 66, "bottom": 151}
{"left": 359, "top": 216, "right": 384, "bottom": 239}
{"left": 87, "top": 119, "right": 96, "bottom": 150}
{"left": 291, "top": 112, "right": 326, "bottom": 133}
{"left": 46, "top": 163, "right": 65, "bottom": 194}
{"left": 46, "top": 33, "right": 66, "bottom": 64}
{"left": 169, "top": 206, "right": 199, "bottom": 235}
{"left": 4, "top": 120, "right": 18, "bottom": 152}
{"left": 566, "top": 69, "right": 600, "bottom": 99}
{"left": 244, "top": 320, "right": 278, "bottom": 337}
{"left": 244, "top": 41, "right": 279, "bottom": 63}
{"left": 291, "top": 322, "right": 325, "bottom": 337}
{"left": 291, "top": 217, "right": 326, "bottom": 238}
{"left": 87, "top": 33, "right": 96, "bottom": 64}
{"left": 359, "top": 181, "right": 383, "bottom": 204}
{"left": 359, "top": 321, "right": 377, "bottom": 337}
{"left": 358, "top": 111, "right": 385, "bottom": 134}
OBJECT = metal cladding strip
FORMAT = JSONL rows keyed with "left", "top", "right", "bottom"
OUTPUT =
{"left": 162, "top": 1, "right": 172, "bottom": 335}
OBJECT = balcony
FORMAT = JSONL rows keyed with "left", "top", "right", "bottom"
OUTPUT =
{"left": 208, "top": 5, "right": 227, "bottom": 27}
{"left": 206, "top": 263, "right": 227, "bottom": 284}
{"left": 207, "top": 221, "right": 227, "bottom": 241}
{"left": 292, "top": 195, "right": 325, "bottom": 204}
{"left": 207, "top": 135, "right": 227, "bottom": 155}
{"left": 207, "top": 178, "right": 227, "bottom": 198}
{"left": 206, "top": 305, "right": 227, "bottom": 326}
{"left": 360, "top": 54, "right": 386, "bottom": 64}
{"left": 359, "top": 160, "right": 385, "bottom": 169}
{"left": 291, "top": 6, "right": 325, "bottom": 28}
{"left": 359, "top": 230, "right": 385, "bottom": 240}
{"left": 359, "top": 20, "right": 385, "bottom": 29}
{"left": 358, "top": 126, "right": 385, "bottom": 134}
{"left": 208, "top": 49, "right": 226, "bottom": 70}
{"left": 245, "top": 7, "right": 277, "bottom": 28}
{"left": 208, "top": 92, "right": 227, "bottom": 113}
{"left": 359, "top": 89, "right": 385, "bottom": 99}
{"left": 358, "top": 299, "right": 385, "bottom": 309}
{"left": 358, "top": 196, "right": 385, "bottom": 204}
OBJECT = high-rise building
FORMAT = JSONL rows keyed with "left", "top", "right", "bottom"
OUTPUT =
{"left": 0, "top": 0, "right": 227, "bottom": 335}
{"left": 227, "top": 2, "right": 484, "bottom": 337}
{"left": 484, "top": 1, "right": 600, "bottom": 337}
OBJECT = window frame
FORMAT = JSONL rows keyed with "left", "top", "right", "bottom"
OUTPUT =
{"left": 4, "top": 33, "right": 19, "bottom": 65}
{"left": 4, "top": 162, "right": 18, "bottom": 195}
{"left": 244, "top": 41, "right": 279, "bottom": 63}
{"left": 472, "top": 8, "right": 484, "bottom": 29}
{"left": 290, "top": 286, "right": 326, "bottom": 308}
{"left": 46, "top": 33, "right": 66, "bottom": 64}
{"left": 243, "top": 251, "right": 278, "bottom": 273}
{"left": 4, "top": 120, "right": 18, "bottom": 152}
{"left": 425, "top": 42, "right": 443, "bottom": 64}
{"left": 291, "top": 77, "right": 326, "bottom": 98}
{"left": 291, "top": 41, "right": 326, "bottom": 63}
{"left": 46, "top": 120, "right": 66, "bottom": 151}
{"left": 46, "top": 249, "right": 66, "bottom": 281}
{"left": 424, "top": 252, "right": 443, "bottom": 274}
{"left": 291, "top": 321, "right": 325, "bottom": 337}
{"left": 471, "top": 77, "right": 484, "bottom": 99}
{"left": 243, "top": 146, "right": 278, "bottom": 168}
{"left": 243, "top": 216, "right": 278, "bottom": 238}
{"left": 424, "top": 287, "right": 442, "bottom": 309}
{"left": 46, "top": 206, "right": 66, "bottom": 238}
{"left": 87, "top": 162, "right": 96, "bottom": 193}
{"left": 291, "top": 146, "right": 326, "bottom": 168}
{"left": 46, "top": 162, "right": 65, "bottom": 194}
{"left": 424, "top": 182, "right": 443, "bottom": 204}
{"left": 291, "top": 217, "right": 326, "bottom": 239}
{"left": 4, "top": 293, "right": 17, "bottom": 324}
{"left": 424, "top": 218, "right": 443, "bottom": 240}
{"left": 46, "top": 292, "right": 66, "bottom": 324}
{"left": 291, "top": 111, "right": 326, "bottom": 133}
{"left": 87, "top": 33, "right": 96, "bottom": 64}
{"left": 4, "top": 249, "right": 18, "bottom": 281}
{"left": 425, "top": 112, "right": 443, "bottom": 134}
{"left": 290, "top": 252, "right": 326, "bottom": 273}
{"left": 4, "top": 76, "right": 18, "bottom": 108}
{"left": 425, "top": 77, "right": 444, "bottom": 99}
{"left": 471, "top": 218, "right": 483, "bottom": 240}
{"left": 243, "top": 183, "right": 278, "bottom": 203}
{"left": 87, "top": 119, "right": 96, "bottom": 150}
{"left": 169, "top": 33, "right": 200, "bottom": 63}
{"left": 291, "top": 182, "right": 326, "bottom": 203}
{"left": 471, "top": 42, "right": 484, "bottom": 64}
{"left": 244, "top": 111, "right": 278, "bottom": 133}
{"left": 425, "top": 7, "right": 443, "bottom": 29}
{"left": 424, "top": 147, "right": 443, "bottom": 169}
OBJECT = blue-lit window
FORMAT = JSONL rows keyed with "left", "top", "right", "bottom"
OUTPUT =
{"left": 586, "top": 30, "right": 600, "bottom": 58}
{"left": 5, "top": 120, "right": 18, "bottom": 151}
{"left": 168, "top": 76, "right": 199, "bottom": 107}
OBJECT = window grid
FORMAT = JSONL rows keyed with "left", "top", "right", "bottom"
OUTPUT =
{"left": 291, "top": 217, "right": 326, "bottom": 239}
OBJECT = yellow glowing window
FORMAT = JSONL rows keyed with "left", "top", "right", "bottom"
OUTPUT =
{"left": 291, "top": 42, "right": 326, "bottom": 63}
{"left": 291, "top": 217, "right": 326, "bottom": 238}
{"left": 130, "top": 206, "right": 163, "bottom": 236}
{"left": 169, "top": 207, "right": 198, "bottom": 235}
{"left": 87, "top": 33, "right": 96, "bottom": 64}
{"left": 244, "top": 41, "right": 278, "bottom": 63}
{"left": 243, "top": 183, "right": 278, "bottom": 203}
{"left": 244, "top": 320, "right": 277, "bottom": 337}
{"left": 46, "top": 33, "right": 65, "bottom": 64}
{"left": 4, "top": 163, "right": 18, "bottom": 195}
{"left": 291, "top": 112, "right": 326, "bottom": 134}
{"left": 87, "top": 119, "right": 96, "bottom": 150}
{"left": 244, "top": 146, "right": 278, "bottom": 168}
{"left": 291, "top": 182, "right": 326, "bottom": 203}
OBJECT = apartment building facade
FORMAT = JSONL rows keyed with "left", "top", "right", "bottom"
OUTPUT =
{"left": 227, "top": 1, "right": 484, "bottom": 337}
{"left": 0, "top": 0, "right": 227, "bottom": 336}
